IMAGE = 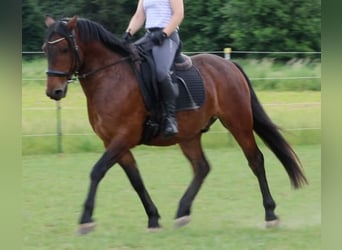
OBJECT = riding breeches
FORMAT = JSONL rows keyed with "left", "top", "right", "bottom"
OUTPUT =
{"left": 135, "top": 30, "right": 180, "bottom": 82}
{"left": 152, "top": 31, "right": 180, "bottom": 82}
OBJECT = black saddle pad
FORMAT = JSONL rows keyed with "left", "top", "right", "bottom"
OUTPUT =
{"left": 133, "top": 42, "right": 205, "bottom": 113}
{"left": 175, "top": 65, "right": 205, "bottom": 111}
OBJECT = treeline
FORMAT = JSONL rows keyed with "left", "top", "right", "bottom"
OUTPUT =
{"left": 23, "top": 0, "right": 321, "bottom": 58}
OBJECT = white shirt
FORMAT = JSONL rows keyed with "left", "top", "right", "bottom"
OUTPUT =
{"left": 143, "top": 0, "right": 172, "bottom": 28}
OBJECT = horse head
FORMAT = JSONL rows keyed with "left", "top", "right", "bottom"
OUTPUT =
{"left": 43, "top": 15, "right": 81, "bottom": 100}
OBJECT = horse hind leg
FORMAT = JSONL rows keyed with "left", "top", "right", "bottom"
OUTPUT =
{"left": 175, "top": 135, "right": 211, "bottom": 228}
{"left": 220, "top": 117, "right": 280, "bottom": 227}
{"left": 246, "top": 144, "right": 280, "bottom": 227}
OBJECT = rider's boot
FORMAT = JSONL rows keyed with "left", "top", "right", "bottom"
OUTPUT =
{"left": 159, "top": 75, "right": 179, "bottom": 137}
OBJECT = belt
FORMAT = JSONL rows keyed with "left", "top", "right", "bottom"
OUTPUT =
{"left": 146, "top": 27, "right": 163, "bottom": 33}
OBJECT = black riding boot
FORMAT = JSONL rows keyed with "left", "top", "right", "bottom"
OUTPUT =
{"left": 159, "top": 76, "right": 179, "bottom": 137}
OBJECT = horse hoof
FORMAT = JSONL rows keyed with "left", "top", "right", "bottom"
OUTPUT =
{"left": 147, "top": 226, "right": 163, "bottom": 233}
{"left": 265, "top": 219, "right": 280, "bottom": 228}
{"left": 174, "top": 216, "right": 191, "bottom": 228}
{"left": 77, "top": 222, "right": 96, "bottom": 235}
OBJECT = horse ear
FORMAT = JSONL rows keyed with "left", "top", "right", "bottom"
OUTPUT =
{"left": 45, "top": 15, "right": 55, "bottom": 27}
{"left": 67, "top": 16, "right": 78, "bottom": 31}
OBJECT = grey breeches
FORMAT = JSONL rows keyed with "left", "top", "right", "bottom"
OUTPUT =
{"left": 135, "top": 31, "right": 180, "bottom": 82}
{"left": 152, "top": 31, "right": 180, "bottom": 82}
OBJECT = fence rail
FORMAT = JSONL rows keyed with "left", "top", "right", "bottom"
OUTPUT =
{"left": 22, "top": 76, "right": 321, "bottom": 82}
{"left": 22, "top": 50, "right": 321, "bottom": 152}
{"left": 22, "top": 126, "right": 322, "bottom": 138}
{"left": 22, "top": 50, "right": 321, "bottom": 82}
{"left": 22, "top": 50, "right": 322, "bottom": 55}
{"left": 22, "top": 102, "right": 321, "bottom": 111}
{"left": 22, "top": 101, "right": 321, "bottom": 138}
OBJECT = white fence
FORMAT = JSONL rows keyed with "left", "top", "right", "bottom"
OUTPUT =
{"left": 22, "top": 102, "right": 321, "bottom": 137}
{"left": 22, "top": 50, "right": 321, "bottom": 83}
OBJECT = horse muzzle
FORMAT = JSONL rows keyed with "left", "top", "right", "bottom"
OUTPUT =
{"left": 46, "top": 83, "right": 68, "bottom": 100}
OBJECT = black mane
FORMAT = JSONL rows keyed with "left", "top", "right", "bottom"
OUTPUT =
{"left": 48, "top": 17, "right": 132, "bottom": 57}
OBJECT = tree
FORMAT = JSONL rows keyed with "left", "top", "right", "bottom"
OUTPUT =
{"left": 181, "top": 0, "right": 232, "bottom": 52}
{"left": 35, "top": 0, "right": 137, "bottom": 36}
{"left": 22, "top": 0, "right": 321, "bottom": 57}
{"left": 22, "top": 0, "right": 45, "bottom": 52}
{"left": 75, "top": 0, "right": 136, "bottom": 35}
{"left": 220, "top": 0, "right": 321, "bottom": 57}
{"left": 36, "top": 0, "right": 82, "bottom": 18}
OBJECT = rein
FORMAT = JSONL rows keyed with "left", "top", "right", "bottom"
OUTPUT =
{"left": 46, "top": 27, "right": 131, "bottom": 82}
{"left": 77, "top": 56, "right": 131, "bottom": 80}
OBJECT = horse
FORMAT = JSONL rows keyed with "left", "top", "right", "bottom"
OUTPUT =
{"left": 43, "top": 15, "right": 307, "bottom": 235}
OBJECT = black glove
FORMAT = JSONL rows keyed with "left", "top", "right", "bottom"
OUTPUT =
{"left": 150, "top": 30, "right": 167, "bottom": 45}
{"left": 122, "top": 32, "right": 132, "bottom": 43}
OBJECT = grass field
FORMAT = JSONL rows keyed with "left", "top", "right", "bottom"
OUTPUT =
{"left": 23, "top": 145, "right": 320, "bottom": 250}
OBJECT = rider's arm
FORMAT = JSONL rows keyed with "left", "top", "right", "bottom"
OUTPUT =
{"left": 163, "top": 0, "right": 184, "bottom": 36}
{"left": 125, "top": 0, "right": 146, "bottom": 35}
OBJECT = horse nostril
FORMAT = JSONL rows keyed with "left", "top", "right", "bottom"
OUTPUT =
{"left": 52, "top": 89, "right": 65, "bottom": 100}
{"left": 54, "top": 89, "right": 64, "bottom": 96}
{"left": 46, "top": 88, "right": 65, "bottom": 100}
{"left": 46, "top": 84, "right": 68, "bottom": 100}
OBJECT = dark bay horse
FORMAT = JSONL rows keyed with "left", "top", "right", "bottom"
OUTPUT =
{"left": 43, "top": 16, "right": 307, "bottom": 234}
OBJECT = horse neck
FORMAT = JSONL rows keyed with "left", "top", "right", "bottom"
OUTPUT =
{"left": 77, "top": 42, "right": 134, "bottom": 102}
{"left": 79, "top": 42, "right": 124, "bottom": 75}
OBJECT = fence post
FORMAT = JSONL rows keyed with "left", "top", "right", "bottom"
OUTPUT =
{"left": 224, "top": 47, "right": 232, "bottom": 60}
{"left": 56, "top": 101, "right": 63, "bottom": 153}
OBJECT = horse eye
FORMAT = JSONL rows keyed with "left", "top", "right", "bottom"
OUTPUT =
{"left": 61, "top": 47, "right": 69, "bottom": 53}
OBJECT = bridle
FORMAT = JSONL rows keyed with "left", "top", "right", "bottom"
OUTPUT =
{"left": 46, "top": 24, "right": 131, "bottom": 82}
{"left": 46, "top": 29, "right": 80, "bottom": 81}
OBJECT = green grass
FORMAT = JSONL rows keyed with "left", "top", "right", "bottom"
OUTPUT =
{"left": 234, "top": 58, "right": 321, "bottom": 91}
{"left": 22, "top": 145, "right": 321, "bottom": 249}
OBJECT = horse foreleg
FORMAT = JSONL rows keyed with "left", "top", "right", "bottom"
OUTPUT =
{"left": 78, "top": 149, "right": 119, "bottom": 235}
{"left": 118, "top": 151, "right": 162, "bottom": 232}
{"left": 175, "top": 136, "right": 210, "bottom": 228}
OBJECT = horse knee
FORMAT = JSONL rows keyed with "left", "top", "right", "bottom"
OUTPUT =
{"left": 90, "top": 168, "right": 106, "bottom": 182}
{"left": 197, "top": 163, "right": 210, "bottom": 179}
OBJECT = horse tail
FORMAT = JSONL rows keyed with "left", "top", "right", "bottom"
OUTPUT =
{"left": 233, "top": 62, "right": 308, "bottom": 188}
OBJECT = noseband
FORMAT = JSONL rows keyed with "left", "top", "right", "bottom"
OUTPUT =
{"left": 46, "top": 22, "right": 130, "bottom": 82}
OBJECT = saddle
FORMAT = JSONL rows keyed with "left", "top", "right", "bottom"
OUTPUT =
{"left": 128, "top": 41, "right": 206, "bottom": 144}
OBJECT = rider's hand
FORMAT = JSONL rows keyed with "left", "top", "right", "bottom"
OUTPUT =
{"left": 151, "top": 30, "right": 167, "bottom": 46}
{"left": 122, "top": 32, "right": 132, "bottom": 43}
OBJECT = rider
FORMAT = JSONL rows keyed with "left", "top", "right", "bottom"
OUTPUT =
{"left": 123, "top": 0, "right": 184, "bottom": 137}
